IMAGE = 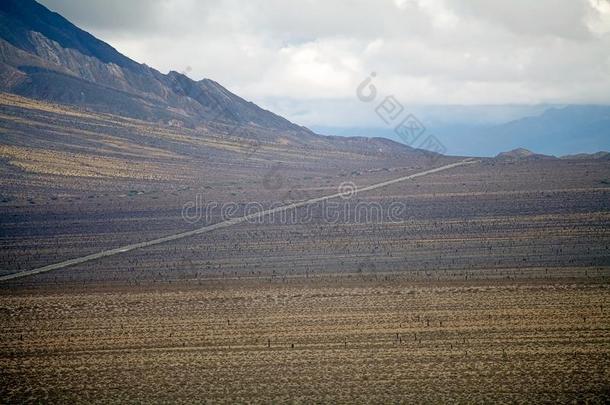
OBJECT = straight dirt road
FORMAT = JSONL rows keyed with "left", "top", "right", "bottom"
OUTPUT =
{"left": 0, "top": 158, "right": 478, "bottom": 281}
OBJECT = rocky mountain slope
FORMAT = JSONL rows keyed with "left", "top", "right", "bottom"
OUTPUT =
{"left": 0, "top": 0, "right": 313, "bottom": 134}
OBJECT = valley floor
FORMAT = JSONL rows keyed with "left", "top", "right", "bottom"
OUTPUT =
{"left": 1, "top": 275, "right": 609, "bottom": 403}
{"left": 1, "top": 94, "right": 609, "bottom": 403}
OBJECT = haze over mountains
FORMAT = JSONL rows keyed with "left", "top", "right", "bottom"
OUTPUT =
{"left": 313, "top": 104, "right": 610, "bottom": 158}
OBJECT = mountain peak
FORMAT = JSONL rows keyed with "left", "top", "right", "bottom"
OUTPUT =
{"left": 0, "top": 0, "right": 141, "bottom": 71}
{"left": 499, "top": 148, "right": 535, "bottom": 157}
{"left": 495, "top": 148, "right": 555, "bottom": 161}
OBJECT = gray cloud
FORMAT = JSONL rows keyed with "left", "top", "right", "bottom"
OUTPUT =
{"left": 41, "top": 0, "right": 162, "bottom": 31}
{"left": 39, "top": 0, "right": 610, "bottom": 127}
{"left": 446, "top": 0, "right": 595, "bottom": 40}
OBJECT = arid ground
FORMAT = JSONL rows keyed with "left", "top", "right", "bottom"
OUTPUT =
{"left": 1, "top": 94, "right": 609, "bottom": 403}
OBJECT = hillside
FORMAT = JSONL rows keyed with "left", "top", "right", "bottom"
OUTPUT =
{"left": 0, "top": 0, "right": 441, "bottom": 175}
{"left": 0, "top": 0, "right": 316, "bottom": 134}
{"left": 495, "top": 148, "right": 556, "bottom": 161}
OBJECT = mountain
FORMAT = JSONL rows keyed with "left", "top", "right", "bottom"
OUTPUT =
{"left": 1, "top": 0, "right": 446, "bottom": 203}
{"left": 0, "top": 0, "right": 311, "bottom": 134}
{"left": 561, "top": 151, "right": 610, "bottom": 160}
{"left": 313, "top": 103, "right": 610, "bottom": 157}
{"left": 496, "top": 148, "right": 535, "bottom": 160}
{"left": 484, "top": 105, "right": 610, "bottom": 155}
{"left": 495, "top": 148, "right": 555, "bottom": 161}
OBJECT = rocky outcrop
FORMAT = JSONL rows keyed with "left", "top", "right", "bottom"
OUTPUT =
{"left": 495, "top": 148, "right": 556, "bottom": 161}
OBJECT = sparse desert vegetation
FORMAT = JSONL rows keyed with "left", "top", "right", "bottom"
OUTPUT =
{"left": 1, "top": 94, "right": 609, "bottom": 403}
{"left": 2, "top": 1, "right": 610, "bottom": 402}
{"left": 1, "top": 276, "right": 609, "bottom": 403}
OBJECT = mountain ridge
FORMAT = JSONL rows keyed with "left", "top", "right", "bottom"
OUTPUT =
{"left": 315, "top": 102, "right": 610, "bottom": 157}
{"left": 0, "top": 0, "right": 317, "bottom": 136}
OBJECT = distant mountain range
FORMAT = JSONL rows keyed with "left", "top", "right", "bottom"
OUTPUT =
{"left": 494, "top": 148, "right": 609, "bottom": 161}
{"left": 314, "top": 103, "right": 610, "bottom": 158}
{"left": 481, "top": 105, "right": 610, "bottom": 157}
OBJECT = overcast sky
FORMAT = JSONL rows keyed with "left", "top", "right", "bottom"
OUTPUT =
{"left": 39, "top": 0, "right": 610, "bottom": 128}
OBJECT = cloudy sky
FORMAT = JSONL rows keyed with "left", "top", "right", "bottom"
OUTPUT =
{"left": 39, "top": 0, "right": 610, "bottom": 131}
